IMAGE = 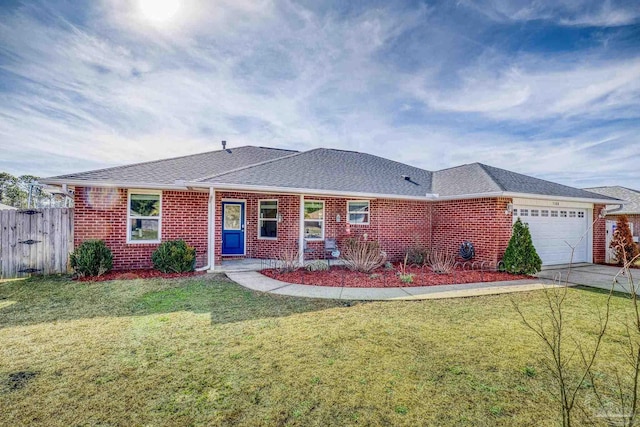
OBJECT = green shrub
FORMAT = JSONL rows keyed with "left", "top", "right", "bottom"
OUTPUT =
{"left": 70, "top": 240, "right": 113, "bottom": 278}
{"left": 306, "top": 260, "right": 330, "bottom": 272}
{"left": 151, "top": 240, "right": 196, "bottom": 273}
{"left": 406, "top": 245, "right": 429, "bottom": 266}
{"left": 502, "top": 218, "right": 542, "bottom": 275}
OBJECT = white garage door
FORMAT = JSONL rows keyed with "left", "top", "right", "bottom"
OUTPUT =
{"left": 513, "top": 206, "right": 589, "bottom": 265}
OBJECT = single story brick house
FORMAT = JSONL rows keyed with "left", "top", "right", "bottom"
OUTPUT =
{"left": 584, "top": 186, "right": 640, "bottom": 263}
{"left": 42, "top": 144, "right": 621, "bottom": 271}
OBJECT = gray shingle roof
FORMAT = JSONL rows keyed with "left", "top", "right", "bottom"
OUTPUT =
{"left": 44, "top": 146, "right": 297, "bottom": 185}
{"left": 43, "top": 145, "right": 620, "bottom": 202}
{"left": 584, "top": 186, "right": 640, "bottom": 214}
{"left": 200, "top": 148, "right": 433, "bottom": 197}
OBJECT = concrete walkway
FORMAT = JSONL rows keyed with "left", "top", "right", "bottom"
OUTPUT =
{"left": 536, "top": 264, "right": 640, "bottom": 295}
{"left": 226, "top": 271, "right": 558, "bottom": 301}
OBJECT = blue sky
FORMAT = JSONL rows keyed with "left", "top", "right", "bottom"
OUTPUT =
{"left": 0, "top": 0, "right": 639, "bottom": 188}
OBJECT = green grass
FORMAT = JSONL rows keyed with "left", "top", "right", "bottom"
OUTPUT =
{"left": 0, "top": 275, "right": 635, "bottom": 426}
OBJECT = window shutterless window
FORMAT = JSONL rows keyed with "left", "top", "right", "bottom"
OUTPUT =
{"left": 347, "top": 200, "right": 370, "bottom": 224}
{"left": 128, "top": 191, "right": 161, "bottom": 243}
{"left": 258, "top": 200, "right": 278, "bottom": 239}
{"left": 304, "top": 200, "right": 324, "bottom": 240}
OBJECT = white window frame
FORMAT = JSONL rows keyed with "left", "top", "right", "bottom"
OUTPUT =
{"left": 258, "top": 199, "right": 278, "bottom": 240}
{"left": 127, "top": 189, "right": 162, "bottom": 244}
{"left": 303, "top": 200, "right": 325, "bottom": 241}
{"left": 347, "top": 200, "right": 370, "bottom": 225}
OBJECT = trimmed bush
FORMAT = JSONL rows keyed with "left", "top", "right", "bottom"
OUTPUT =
{"left": 502, "top": 218, "right": 542, "bottom": 275}
{"left": 70, "top": 240, "right": 113, "bottom": 278}
{"left": 152, "top": 240, "right": 196, "bottom": 273}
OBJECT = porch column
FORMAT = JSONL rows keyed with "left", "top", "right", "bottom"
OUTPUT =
{"left": 299, "top": 194, "right": 304, "bottom": 265}
{"left": 211, "top": 189, "right": 216, "bottom": 270}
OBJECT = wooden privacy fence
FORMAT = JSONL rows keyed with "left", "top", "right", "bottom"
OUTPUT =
{"left": 0, "top": 208, "right": 74, "bottom": 279}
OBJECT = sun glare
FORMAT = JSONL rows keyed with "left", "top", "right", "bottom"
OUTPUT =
{"left": 138, "top": 0, "right": 181, "bottom": 25}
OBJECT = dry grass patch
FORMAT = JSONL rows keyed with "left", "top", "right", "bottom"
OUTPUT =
{"left": 0, "top": 275, "right": 634, "bottom": 426}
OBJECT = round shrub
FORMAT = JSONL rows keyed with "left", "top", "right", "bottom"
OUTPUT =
{"left": 152, "top": 240, "right": 196, "bottom": 273}
{"left": 70, "top": 240, "right": 113, "bottom": 278}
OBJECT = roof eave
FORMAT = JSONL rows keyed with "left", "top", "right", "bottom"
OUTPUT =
{"left": 432, "top": 191, "right": 624, "bottom": 204}
{"left": 40, "top": 178, "right": 192, "bottom": 191}
{"left": 184, "top": 181, "right": 439, "bottom": 201}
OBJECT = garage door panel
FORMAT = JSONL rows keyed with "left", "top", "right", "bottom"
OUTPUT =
{"left": 514, "top": 206, "right": 588, "bottom": 265}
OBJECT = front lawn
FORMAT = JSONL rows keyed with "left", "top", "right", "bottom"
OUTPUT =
{"left": 0, "top": 274, "right": 633, "bottom": 426}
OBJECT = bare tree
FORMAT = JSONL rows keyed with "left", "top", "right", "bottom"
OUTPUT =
{"left": 512, "top": 218, "right": 614, "bottom": 427}
{"left": 585, "top": 241, "right": 640, "bottom": 427}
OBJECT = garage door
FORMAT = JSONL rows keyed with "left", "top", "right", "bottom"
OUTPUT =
{"left": 513, "top": 206, "right": 589, "bottom": 265}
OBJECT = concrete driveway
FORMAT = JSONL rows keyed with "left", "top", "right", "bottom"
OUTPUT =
{"left": 536, "top": 263, "right": 640, "bottom": 295}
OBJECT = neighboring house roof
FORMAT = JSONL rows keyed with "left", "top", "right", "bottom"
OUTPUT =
{"left": 0, "top": 202, "right": 17, "bottom": 210}
{"left": 44, "top": 146, "right": 297, "bottom": 185}
{"left": 584, "top": 186, "right": 640, "bottom": 215}
{"left": 42, "top": 145, "right": 620, "bottom": 203}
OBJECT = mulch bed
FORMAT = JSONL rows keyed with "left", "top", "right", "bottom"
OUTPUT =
{"left": 261, "top": 264, "right": 530, "bottom": 288}
{"left": 77, "top": 269, "right": 205, "bottom": 282}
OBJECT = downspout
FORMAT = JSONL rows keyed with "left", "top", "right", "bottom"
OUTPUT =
{"left": 299, "top": 195, "right": 305, "bottom": 266}
{"left": 196, "top": 187, "right": 215, "bottom": 271}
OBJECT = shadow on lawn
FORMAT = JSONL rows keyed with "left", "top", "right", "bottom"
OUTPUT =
{"left": 0, "top": 274, "right": 347, "bottom": 329}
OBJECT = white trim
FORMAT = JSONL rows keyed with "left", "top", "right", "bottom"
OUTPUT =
{"left": 43, "top": 178, "right": 623, "bottom": 205}
{"left": 196, "top": 187, "right": 214, "bottom": 271}
{"left": 221, "top": 200, "right": 247, "bottom": 256}
{"left": 185, "top": 182, "right": 437, "bottom": 201}
{"left": 303, "top": 199, "right": 325, "bottom": 241}
{"left": 127, "top": 189, "right": 162, "bottom": 244}
{"left": 42, "top": 179, "right": 193, "bottom": 191}
{"left": 257, "top": 199, "right": 278, "bottom": 240}
{"left": 347, "top": 200, "right": 370, "bottom": 225}
{"left": 299, "top": 195, "right": 304, "bottom": 265}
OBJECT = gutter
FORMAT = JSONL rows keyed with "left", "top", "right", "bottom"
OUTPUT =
{"left": 41, "top": 178, "right": 623, "bottom": 205}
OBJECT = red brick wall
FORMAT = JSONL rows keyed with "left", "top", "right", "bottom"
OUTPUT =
{"left": 74, "top": 187, "right": 209, "bottom": 270}
{"left": 431, "top": 198, "right": 512, "bottom": 264}
{"left": 592, "top": 204, "right": 607, "bottom": 264}
{"left": 214, "top": 192, "right": 431, "bottom": 262}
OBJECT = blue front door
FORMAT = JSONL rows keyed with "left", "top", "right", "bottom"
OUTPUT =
{"left": 222, "top": 202, "right": 245, "bottom": 255}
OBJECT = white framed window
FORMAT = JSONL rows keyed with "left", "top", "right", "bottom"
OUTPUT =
{"left": 531, "top": 209, "right": 539, "bottom": 217}
{"left": 513, "top": 208, "right": 518, "bottom": 216}
{"left": 347, "top": 200, "right": 370, "bottom": 224}
{"left": 569, "top": 211, "right": 577, "bottom": 218}
{"left": 258, "top": 200, "right": 278, "bottom": 239}
{"left": 521, "top": 209, "right": 529, "bottom": 216}
{"left": 541, "top": 210, "right": 549, "bottom": 217}
{"left": 560, "top": 210, "right": 567, "bottom": 217}
{"left": 578, "top": 211, "right": 585, "bottom": 218}
{"left": 127, "top": 190, "right": 161, "bottom": 243}
{"left": 304, "top": 200, "right": 324, "bottom": 240}
{"left": 551, "top": 210, "right": 558, "bottom": 217}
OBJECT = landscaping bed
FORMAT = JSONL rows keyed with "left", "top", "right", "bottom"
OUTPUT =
{"left": 261, "top": 264, "right": 530, "bottom": 287}
{"left": 76, "top": 269, "right": 205, "bottom": 282}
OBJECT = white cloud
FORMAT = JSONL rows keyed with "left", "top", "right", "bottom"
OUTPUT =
{"left": 458, "top": 0, "right": 640, "bottom": 27}
{"left": 0, "top": 0, "right": 638, "bottom": 190}
{"left": 410, "top": 57, "right": 640, "bottom": 121}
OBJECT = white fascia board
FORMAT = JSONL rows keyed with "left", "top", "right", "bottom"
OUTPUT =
{"left": 432, "top": 191, "right": 624, "bottom": 205}
{"left": 41, "top": 178, "right": 194, "bottom": 191}
{"left": 184, "top": 181, "right": 439, "bottom": 201}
